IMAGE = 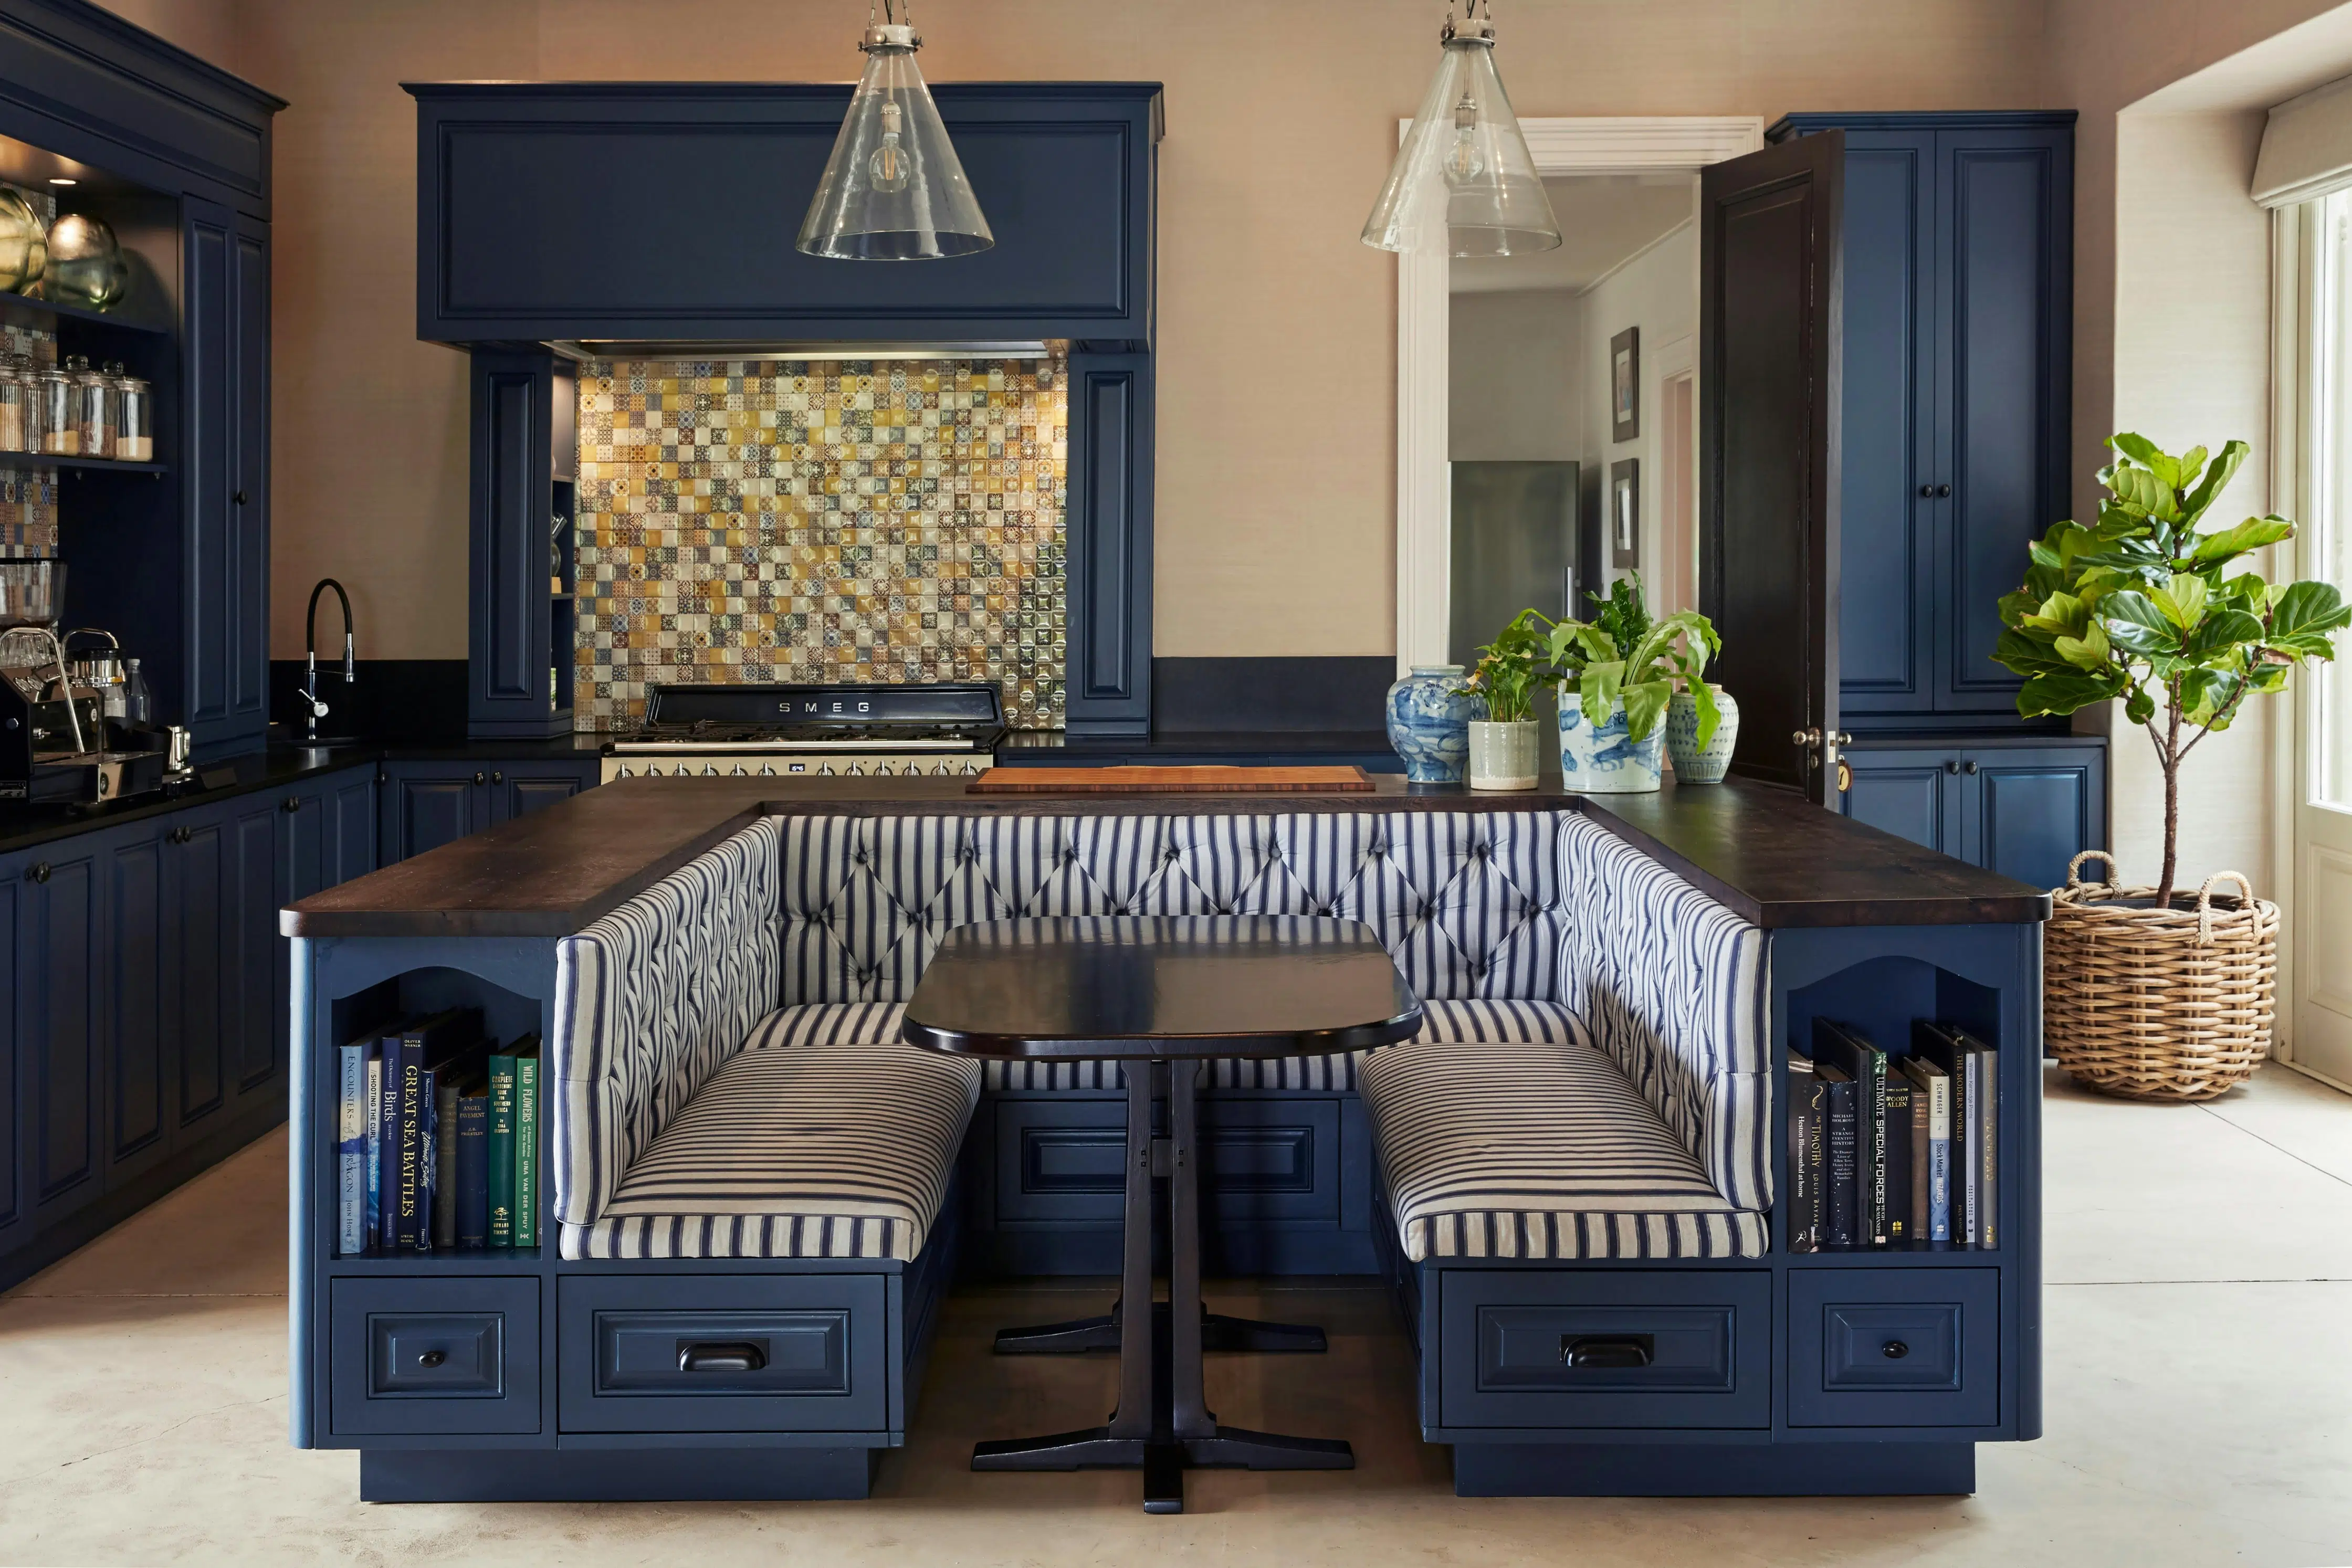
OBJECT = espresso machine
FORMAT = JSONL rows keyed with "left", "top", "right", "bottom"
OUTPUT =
{"left": 0, "top": 565, "right": 182, "bottom": 804}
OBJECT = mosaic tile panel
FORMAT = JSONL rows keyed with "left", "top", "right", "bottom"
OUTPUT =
{"left": 574, "top": 356, "right": 1068, "bottom": 731}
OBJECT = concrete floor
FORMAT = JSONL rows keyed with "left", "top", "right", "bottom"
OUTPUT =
{"left": 2, "top": 1064, "right": 2349, "bottom": 1566}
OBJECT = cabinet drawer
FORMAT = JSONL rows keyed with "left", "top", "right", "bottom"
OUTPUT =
{"left": 1789, "top": 1268, "right": 1999, "bottom": 1427}
{"left": 329, "top": 1277, "right": 540, "bottom": 1436}
{"left": 558, "top": 1275, "right": 888, "bottom": 1433}
{"left": 992, "top": 1098, "right": 1342, "bottom": 1226}
{"left": 1437, "top": 1269, "right": 1770, "bottom": 1430}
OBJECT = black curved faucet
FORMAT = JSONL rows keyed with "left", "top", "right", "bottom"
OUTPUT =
{"left": 302, "top": 577, "right": 354, "bottom": 743}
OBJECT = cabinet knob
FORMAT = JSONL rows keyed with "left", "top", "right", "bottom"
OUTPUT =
{"left": 1918, "top": 483, "right": 1935, "bottom": 498}
{"left": 491, "top": 771, "right": 505, "bottom": 784}
{"left": 1964, "top": 760, "right": 1979, "bottom": 774}
{"left": 472, "top": 771, "right": 486, "bottom": 785}
{"left": 168, "top": 826, "right": 191, "bottom": 844}
{"left": 1936, "top": 483, "right": 1952, "bottom": 498}
{"left": 26, "top": 861, "right": 49, "bottom": 883}
{"left": 1883, "top": 1340, "right": 1910, "bottom": 1360}
{"left": 282, "top": 795, "right": 301, "bottom": 813}
{"left": 417, "top": 1349, "right": 446, "bottom": 1369}
{"left": 1946, "top": 759, "right": 1961, "bottom": 774}
{"left": 232, "top": 490, "right": 249, "bottom": 506}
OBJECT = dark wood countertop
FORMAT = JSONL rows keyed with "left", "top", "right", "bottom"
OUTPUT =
{"left": 281, "top": 773, "right": 2052, "bottom": 939}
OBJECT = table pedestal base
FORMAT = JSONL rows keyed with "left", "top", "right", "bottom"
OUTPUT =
{"left": 972, "top": 1063, "right": 1353, "bottom": 1512}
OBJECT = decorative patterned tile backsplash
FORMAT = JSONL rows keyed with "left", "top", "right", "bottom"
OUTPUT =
{"left": 574, "top": 356, "right": 1068, "bottom": 730}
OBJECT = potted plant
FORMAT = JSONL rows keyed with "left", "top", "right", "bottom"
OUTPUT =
{"left": 1457, "top": 609, "right": 1556, "bottom": 791}
{"left": 1994, "top": 434, "right": 2350, "bottom": 1099}
{"left": 1548, "top": 574, "right": 1725, "bottom": 793}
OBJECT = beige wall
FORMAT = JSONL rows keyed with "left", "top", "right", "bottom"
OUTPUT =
{"left": 1450, "top": 290, "right": 1582, "bottom": 462}
{"left": 100, "top": 0, "right": 2051, "bottom": 663}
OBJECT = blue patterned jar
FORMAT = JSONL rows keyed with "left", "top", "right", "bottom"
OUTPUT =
{"left": 1558, "top": 694, "right": 1664, "bottom": 793}
{"left": 1385, "top": 664, "right": 1482, "bottom": 783}
{"left": 1665, "top": 684, "right": 1740, "bottom": 784}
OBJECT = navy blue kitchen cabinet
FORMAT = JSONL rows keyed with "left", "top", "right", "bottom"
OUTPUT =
{"left": 378, "top": 758, "right": 602, "bottom": 866}
{"left": 407, "top": 83, "right": 1160, "bottom": 347}
{"left": 468, "top": 351, "right": 574, "bottom": 740}
{"left": 16, "top": 837, "right": 103, "bottom": 1243}
{"left": 1841, "top": 738, "right": 2105, "bottom": 892}
{"left": 1771, "top": 113, "right": 2073, "bottom": 727}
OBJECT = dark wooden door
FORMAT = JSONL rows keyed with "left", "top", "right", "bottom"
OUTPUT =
{"left": 1700, "top": 132, "right": 1844, "bottom": 802}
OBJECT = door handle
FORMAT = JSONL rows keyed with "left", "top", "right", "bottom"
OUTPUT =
{"left": 1561, "top": 1334, "right": 1655, "bottom": 1369}
{"left": 1964, "top": 760, "right": 1979, "bottom": 775}
{"left": 1935, "top": 483, "right": 1952, "bottom": 498}
{"left": 491, "top": 771, "right": 505, "bottom": 784}
{"left": 282, "top": 795, "right": 301, "bottom": 813}
{"left": 1918, "top": 483, "right": 1935, "bottom": 498}
{"left": 232, "top": 490, "right": 248, "bottom": 506}
{"left": 471, "top": 771, "right": 485, "bottom": 785}
{"left": 1946, "top": 759, "right": 1961, "bottom": 774}
{"left": 677, "top": 1340, "right": 767, "bottom": 1374}
{"left": 26, "top": 861, "right": 49, "bottom": 883}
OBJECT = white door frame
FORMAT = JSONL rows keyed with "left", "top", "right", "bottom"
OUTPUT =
{"left": 1394, "top": 116, "right": 1766, "bottom": 673}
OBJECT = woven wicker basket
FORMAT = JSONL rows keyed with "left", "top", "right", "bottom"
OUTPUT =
{"left": 2045, "top": 850, "right": 2279, "bottom": 1101}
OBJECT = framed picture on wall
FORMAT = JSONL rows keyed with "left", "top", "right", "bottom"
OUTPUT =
{"left": 1610, "top": 326, "right": 1641, "bottom": 443}
{"left": 1611, "top": 458, "right": 1640, "bottom": 569}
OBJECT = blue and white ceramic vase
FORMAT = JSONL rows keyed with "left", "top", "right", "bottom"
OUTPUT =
{"left": 1664, "top": 684, "right": 1739, "bottom": 784}
{"left": 1558, "top": 694, "right": 1664, "bottom": 793}
{"left": 1385, "top": 664, "right": 1482, "bottom": 784}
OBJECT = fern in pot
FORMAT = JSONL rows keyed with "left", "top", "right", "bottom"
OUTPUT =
{"left": 1457, "top": 609, "right": 1556, "bottom": 791}
{"left": 1549, "top": 575, "right": 1725, "bottom": 793}
{"left": 1995, "top": 435, "right": 2350, "bottom": 1099}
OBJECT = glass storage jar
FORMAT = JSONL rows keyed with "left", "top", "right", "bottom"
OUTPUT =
{"left": 110, "top": 364, "right": 151, "bottom": 461}
{"left": 66, "top": 355, "right": 111, "bottom": 459}
{"left": 0, "top": 353, "right": 28, "bottom": 452}
{"left": 33, "top": 361, "right": 72, "bottom": 454}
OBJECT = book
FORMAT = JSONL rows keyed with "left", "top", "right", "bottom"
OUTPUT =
{"left": 1884, "top": 1076, "right": 1914, "bottom": 1247}
{"left": 1900, "top": 1055, "right": 1952, "bottom": 1244}
{"left": 416, "top": 1066, "right": 439, "bottom": 1254}
{"left": 487, "top": 1044, "right": 520, "bottom": 1248}
{"left": 1819, "top": 1062, "right": 1858, "bottom": 1250}
{"left": 513, "top": 1036, "right": 541, "bottom": 1248}
{"left": 455, "top": 1076, "right": 490, "bottom": 1248}
{"left": 387, "top": 1011, "right": 479, "bottom": 1252}
{"left": 1913, "top": 1022, "right": 1994, "bottom": 1248}
{"left": 1811, "top": 1020, "right": 1889, "bottom": 1246}
{"left": 1787, "top": 1054, "right": 1824, "bottom": 1253}
{"left": 373, "top": 1031, "right": 398, "bottom": 1250}
{"left": 336, "top": 1038, "right": 371, "bottom": 1256}
{"left": 433, "top": 1074, "right": 459, "bottom": 1249}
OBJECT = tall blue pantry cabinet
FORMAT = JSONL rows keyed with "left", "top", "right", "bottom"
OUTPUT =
{"left": 1770, "top": 113, "right": 2107, "bottom": 886}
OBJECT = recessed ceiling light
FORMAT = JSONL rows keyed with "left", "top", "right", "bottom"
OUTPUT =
{"left": 46, "top": 176, "right": 75, "bottom": 186}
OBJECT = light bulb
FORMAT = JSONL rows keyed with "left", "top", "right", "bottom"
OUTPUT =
{"left": 868, "top": 99, "right": 912, "bottom": 194}
{"left": 1442, "top": 91, "right": 1485, "bottom": 187}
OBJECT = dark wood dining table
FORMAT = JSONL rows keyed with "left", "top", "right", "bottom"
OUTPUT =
{"left": 902, "top": 914, "right": 1425, "bottom": 1514}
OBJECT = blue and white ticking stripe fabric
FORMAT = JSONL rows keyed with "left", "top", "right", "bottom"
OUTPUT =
{"left": 558, "top": 1038, "right": 979, "bottom": 1261}
{"left": 1208, "top": 997, "right": 1586, "bottom": 1091}
{"left": 551, "top": 817, "right": 782, "bottom": 1227}
{"left": 1557, "top": 813, "right": 1771, "bottom": 1212}
{"left": 1359, "top": 1038, "right": 1769, "bottom": 1261}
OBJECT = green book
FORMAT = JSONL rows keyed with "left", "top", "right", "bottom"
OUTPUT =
{"left": 513, "top": 1036, "right": 541, "bottom": 1248}
{"left": 487, "top": 1046, "right": 519, "bottom": 1248}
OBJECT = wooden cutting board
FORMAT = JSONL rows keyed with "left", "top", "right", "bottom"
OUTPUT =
{"left": 967, "top": 764, "right": 1375, "bottom": 794}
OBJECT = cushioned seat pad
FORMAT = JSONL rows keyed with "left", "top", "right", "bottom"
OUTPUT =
{"left": 1359, "top": 1038, "right": 1767, "bottom": 1261}
{"left": 745, "top": 998, "right": 1586, "bottom": 1093}
{"left": 558, "top": 1034, "right": 980, "bottom": 1262}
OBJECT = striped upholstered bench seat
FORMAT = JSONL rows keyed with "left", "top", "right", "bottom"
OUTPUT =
{"left": 1359, "top": 1040, "right": 1769, "bottom": 1261}
{"left": 748, "top": 996, "right": 1586, "bottom": 1092}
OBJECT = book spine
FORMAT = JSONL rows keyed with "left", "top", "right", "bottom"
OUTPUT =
{"left": 364, "top": 1051, "right": 383, "bottom": 1252}
{"left": 374, "top": 1051, "right": 396, "bottom": 1251}
{"left": 1787, "top": 1076, "right": 1813, "bottom": 1253}
{"left": 1979, "top": 1050, "right": 1999, "bottom": 1249}
{"left": 1884, "top": 1078, "right": 1913, "bottom": 1246}
{"left": 487, "top": 1053, "right": 518, "bottom": 1248}
{"left": 1804, "top": 1080, "right": 1826, "bottom": 1251}
{"left": 1928, "top": 1069, "right": 1951, "bottom": 1244}
{"left": 457, "top": 1091, "right": 489, "bottom": 1249}
{"left": 394, "top": 1041, "right": 425, "bottom": 1251}
{"left": 515, "top": 1054, "right": 539, "bottom": 1249}
{"left": 1866, "top": 1051, "right": 1888, "bottom": 1246}
{"left": 1960, "top": 1048, "right": 1981, "bottom": 1246}
{"left": 417, "top": 1068, "right": 438, "bottom": 1254}
{"left": 1824, "top": 1078, "right": 1859, "bottom": 1250}
{"left": 337, "top": 1045, "right": 366, "bottom": 1256}
{"left": 1908, "top": 1076, "right": 1930, "bottom": 1248}
{"left": 433, "top": 1077, "right": 459, "bottom": 1250}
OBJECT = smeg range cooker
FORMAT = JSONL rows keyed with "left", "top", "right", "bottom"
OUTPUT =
{"left": 598, "top": 681, "right": 1004, "bottom": 784}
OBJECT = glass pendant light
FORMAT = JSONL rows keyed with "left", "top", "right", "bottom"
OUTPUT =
{"left": 797, "top": 0, "right": 993, "bottom": 260}
{"left": 1361, "top": 1, "right": 1560, "bottom": 257}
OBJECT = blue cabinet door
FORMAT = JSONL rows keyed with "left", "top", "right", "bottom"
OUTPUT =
{"left": 102, "top": 823, "right": 171, "bottom": 1184}
{"left": 380, "top": 766, "right": 487, "bottom": 864}
{"left": 1838, "top": 748, "right": 1962, "bottom": 856}
{"left": 228, "top": 215, "right": 271, "bottom": 750}
{"left": 491, "top": 762, "right": 596, "bottom": 823}
{"left": 1836, "top": 130, "right": 1938, "bottom": 717}
{"left": 1963, "top": 745, "right": 2105, "bottom": 893}
{"left": 226, "top": 796, "right": 280, "bottom": 1101}
{"left": 1933, "top": 128, "right": 2071, "bottom": 715}
{"left": 168, "top": 806, "right": 229, "bottom": 1138}
{"left": 0, "top": 861, "right": 16, "bottom": 1256}
{"left": 21, "top": 845, "right": 101, "bottom": 1226}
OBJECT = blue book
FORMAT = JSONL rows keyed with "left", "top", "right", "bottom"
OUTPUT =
{"left": 1819, "top": 1064, "right": 1858, "bottom": 1250}
{"left": 456, "top": 1078, "right": 490, "bottom": 1248}
{"left": 336, "top": 1040, "right": 370, "bottom": 1256}
{"left": 390, "top": 1010, "right": 480, "bottom": 1251}
{"left": 1902, "top": 1056, "right": 1952, "bottom": 1244}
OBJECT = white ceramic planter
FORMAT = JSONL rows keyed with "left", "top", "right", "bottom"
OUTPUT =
{"left": 1467, "top": 719, "right": 1541, "bottom": 792}
{"left": 1558, "top": 696, "right": 1664, "bottom": 793}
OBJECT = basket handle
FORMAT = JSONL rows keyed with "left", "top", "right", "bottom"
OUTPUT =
{"left": 2065, "top": 849, "right": 2119, "bottom": 891}
{"left": 2195, "top": 870, "right": 2257, "bottom": 945}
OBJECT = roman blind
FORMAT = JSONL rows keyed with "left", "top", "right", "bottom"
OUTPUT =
{"left": 2255, "top": 73, "right": 2352, "bottom": 207}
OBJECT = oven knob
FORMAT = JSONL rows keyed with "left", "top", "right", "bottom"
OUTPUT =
{"left": 759, "top": 763, "right": 776, "bottom": 776}
{"left": 615, "top": 764, "right": 633, "bottom": 778}
{"left": 847, "top": 762, "right": 867, "bottom": 776}
{"left": 701, "top": 763, "right": 718, "bottom": 776}
{"left": 730, "top": 763, "right": 748, "bottom": 776}
{"left": 962, "top": 761, "right": 983, "bottom": 775}
{"left": 877, "top": 761, "right": 898, "bottom": 776}
{"left": 818, "top": 763, "right": 836, "bottom": 775}
{"left": 931, "top": 762, "right": 951, "bottom": 776}
{"left": 637, "top": 762, "right": 658, "bottom": 777}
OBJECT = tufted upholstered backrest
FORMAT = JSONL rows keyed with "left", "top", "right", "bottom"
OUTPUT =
{"left": 773, "top": 811, "right": 1566, "bottom": 1007}
{"left": 552, "top": 816, "right": 782, "bottom": 1225}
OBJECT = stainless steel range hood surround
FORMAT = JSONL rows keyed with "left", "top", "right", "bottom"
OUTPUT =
{"left": 553, "top": 339, "right": 1064, "bottom": 363}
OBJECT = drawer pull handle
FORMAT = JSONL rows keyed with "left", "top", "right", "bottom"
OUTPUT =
{"left": 1883, "top": 1340, "right": 1910, "bottom": 1360}
{"left": 678, "top": 1340, "right": 767, "bottom": 1374}
{"left": 417, "top": 1349, "right": 446, "bottom": 1369}
{"left": 1561, "top": 1334, "right": 1654, "bottom": 1369}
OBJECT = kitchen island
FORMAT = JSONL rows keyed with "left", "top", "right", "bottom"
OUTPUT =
{"left": 282, "top": 774, "right": 2046, "bottom": 1500}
